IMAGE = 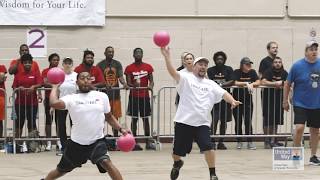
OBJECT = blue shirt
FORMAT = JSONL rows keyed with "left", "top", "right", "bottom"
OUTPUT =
{"left": 287, "top": 58, "right": 320, "bottom": 109}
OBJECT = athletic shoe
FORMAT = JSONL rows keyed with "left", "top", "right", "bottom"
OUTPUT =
{"left": 56, "top": 140, "right": 62, "bottom": 150}
{"left": 264, "top": 142, "right": 272, "bottom": 149}
{"left": 210, "top": 175, "right": 219, "bottom": 180}
{"left": 146, "top": 142, "right": 156, "bottom": 150}
{"left": 217, "top": 143, "right": 227, "bottom": 150}
{"left": 45, "top": 141, "right": 52, "bottom": 151}
{"left": 170, "top": 160, "right": 184, "bottom": 180}
{"left": 236, "top": 142, "right": 243, "bottom": 149}
{"left": 274, "top": 142, "right": 284, "bottom": 146}
{"left": 309, "top": 155, "right": 320, "bottom": 166}
{"left": 247, "top": 142, "right": 256, "bottom": 150}
{"left": 22, "top": 141, "right": 28, "bottom": 153}
{"left": 56, "top": 150, "right": 63, "bottom": 156}
{"left": 132, "top": 144, "right": 143, "bottom": 151}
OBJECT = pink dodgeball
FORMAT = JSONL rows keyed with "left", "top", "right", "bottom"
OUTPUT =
{"left": 47, "top": 67, "right": 65, "bottom": 84}
{"left": 117, "top": 134, "right": 136, "bottom": 152}
{"left": 153, "top": 31, "right": 170, "bottom": 47}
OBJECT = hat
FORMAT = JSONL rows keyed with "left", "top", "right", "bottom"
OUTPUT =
{"left": 63, "top": 57, "right": 73, "bottom": 64}
{"left": 306, "top": 40, "right": 319, "bottom": 49}
{"left": 240, "top": 57, "right": 253, "bottom": 65}
{"left": 193, "top": 57, "right": 209, "bottom": 66}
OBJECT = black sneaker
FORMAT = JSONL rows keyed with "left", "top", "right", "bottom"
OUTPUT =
{"left": 210, "top": 175, "right": 219, "bottom": 180}
{"left": 217, "top": 143, "right": 227, "bottom": 150}
{"left": 274, "top": 142, "right": 284, "bottom": 146}
{"left": 309, "top": 155, "right": 320, "bottom": 166}
{"left": 212, "top": 143, "right": 216, "bottom": 150}
{"left": 146, "top": 142, "right": 156, "bottom": 150}
{"left": 56, "top": 150, "right": 63, "bottom": 156}
{"left": 132, "top": 144, "right": 143, "bottom": 151}
{"left": 170, "top": 160, "right": 184, "bottom": 180}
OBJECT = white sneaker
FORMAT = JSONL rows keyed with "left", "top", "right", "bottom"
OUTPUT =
{"left": 45, "top": 141, "right": 52, "bottom": 151}
{"left": 56, "top": 140, "right": 62, "bottom": 151}
{"left": 237, "top": 142, "right": 243, "bottom": 149}
{"left": 22, "top": 141, "right": 28, "bottom": 153}
{"left": 247, "top": 142, "right": 256, "bottom": 150}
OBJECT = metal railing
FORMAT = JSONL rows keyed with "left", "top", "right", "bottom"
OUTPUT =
{"left": 156, "top": 86, "right": 301, "bottom": 144}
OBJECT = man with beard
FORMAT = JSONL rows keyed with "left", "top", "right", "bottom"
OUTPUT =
{"left": 261, "top": 57, "right": 288, "bottom": 148}
{"left": 259, "top": 42, "right": 279, "bottom": 77}
{"left": 9, "top": 44, "right": 40, "bottom": 76}
{"left": 207, "top": 51, "right": 233, "bottom": 150}
{"left": 258, "top": 41, "right": 283, "bottom": 148}
{"left": 283, "top": 41, "right": 320, "bottom": 165}
{"left": 42, "top": 72, "right": 129, "bottom": 180}
{"left": 125, "top": 48, "right": 155, "bottom": 150}
{"left": 160, "top": 47, "right": 241, "bottom": 180}
{"left": 97, "top": 46, "right": 128, "bottom": 137}
{"left": 75, "top": 50, "right": 105, "bottom": 88}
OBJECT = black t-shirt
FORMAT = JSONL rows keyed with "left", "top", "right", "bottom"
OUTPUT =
{"left": 232, "top": 69, "right": 259, "bottom": 98}
{"left": 262, "top": 68, "right": 288, "bottom": 117}
{"left": 207, "top": 65, "right": 233, "bottom": 93}
{"left": 207, "top": 65, "right": 233, "bottom": 85}
{"left": 258, "top": 56, "right": 273, "bottom": 75}
{"left": 262, "top": 68, "right": 288, "bottom": 82}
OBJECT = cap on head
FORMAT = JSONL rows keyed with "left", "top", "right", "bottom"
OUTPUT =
{"left": 240, "top": 57, "right": 253, "bottom": 65}
{"left": 63, "top": 57, "right": 73, "bottom": 64}
{"left": 193, "top": 57, "right": 209, "bottom": 66}
{"left": 306, "top": 40, "right": 319, "bottom": 49}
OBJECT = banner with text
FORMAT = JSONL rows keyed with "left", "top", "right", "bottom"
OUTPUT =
{"left": 0, "top": 0, "right": 105, "bottom": 26}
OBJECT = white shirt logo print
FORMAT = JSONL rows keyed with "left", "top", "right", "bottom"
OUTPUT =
{"left": 133, "top": 70, "right": 148, "bottom": 80}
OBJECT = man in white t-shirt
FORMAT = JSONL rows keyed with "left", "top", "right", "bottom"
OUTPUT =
{"left": 42, "top": 71, "right": 129, "bottom": 180}
{"left": 161, "top": 47, "right": 241, "bottom": 180}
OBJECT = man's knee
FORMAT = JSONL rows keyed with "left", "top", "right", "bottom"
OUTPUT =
{"left": 295, "top": 125, "right": 305, "bottom": 135}
{"left": 310, "top": 127, "right": 320, "bottom": 135}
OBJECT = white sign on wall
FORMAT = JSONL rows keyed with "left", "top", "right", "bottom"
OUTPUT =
{"left": 0, "top": 0, "right": 105, "bottom": 26}
{"left": 27, "top": 27, "right": 47, "bottom": 57}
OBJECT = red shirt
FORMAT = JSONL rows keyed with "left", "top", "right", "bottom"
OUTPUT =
{"left": 124, "top": 62, "right": 153, "bottom": 97}
{"left": 0, "top": 65, "right": 7, "bottom": 97}
{"left": 74, "top": 64, "right": 104, "bottom": 84}
{"left": 12, "top": 70, "right": 43, "bottom": 105}
{"left": 10, "top": 59, "right": 40, "bottom": 76}
{"left": 41, "top": 67, "right": 53, "bottom": 98}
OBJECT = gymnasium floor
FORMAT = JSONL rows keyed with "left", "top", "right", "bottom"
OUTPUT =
{"left": 0, "top": 143, "right": 319, "bottom": 180}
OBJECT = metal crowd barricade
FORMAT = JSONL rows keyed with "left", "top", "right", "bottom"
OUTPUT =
{"left": 156, "top": 86, "right": 303, "bottom": 146}
{"left": 0, "top": 88, "right": 7, "bottom": 147}
{"left": 10, "top": 86, "right": 157, "bottom": 154}
{"left": 97, "top": 87, "right": 157, "bottom": 142}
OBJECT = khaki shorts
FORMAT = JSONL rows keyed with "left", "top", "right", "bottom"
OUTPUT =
{"left": 110, "top": 99, "right": 122, "bottom": 119}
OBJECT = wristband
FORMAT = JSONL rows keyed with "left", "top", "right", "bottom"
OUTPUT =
{"left": 118, "top": 127, "right": 123, "bottom": 132}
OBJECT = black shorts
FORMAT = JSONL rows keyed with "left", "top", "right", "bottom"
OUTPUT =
{"left": 127, "top": 96, "right": 151, "bottom": 118}
{"left": 293, "top": 106, "right": 320, "bottom": 128}
{"left": 57, "top": 138, "right": 110, "bottom": 173}
{"left": 173, "top": 122, "right": 214, "bottom": 157}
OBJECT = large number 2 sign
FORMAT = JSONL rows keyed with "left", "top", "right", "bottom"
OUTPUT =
{"left": 29, "top": 29, "right": 45, "bottom": 48}
{"left": 27, "top": 27, "right": 47, "bottom": 57}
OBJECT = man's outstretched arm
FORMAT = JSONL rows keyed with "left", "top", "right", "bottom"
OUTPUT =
{"left": 160, "top": 47, "right": 180, "bottom": 82}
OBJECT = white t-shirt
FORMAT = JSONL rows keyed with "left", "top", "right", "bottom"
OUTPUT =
{"left": 59, "top": 71, "right": 78, "bottom": 98}
{"left": 60, "top": 91, "right": 110, "bottom": 145}
{"left": 180, "top": 68, "right": 192, "bottom": 74}
{"left": 175, "top": 72, "right": 226, "bottom": 127}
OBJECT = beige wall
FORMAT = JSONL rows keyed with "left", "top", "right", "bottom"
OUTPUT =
{"left": 1, "top": 0, "right": 320, "bottom": 134}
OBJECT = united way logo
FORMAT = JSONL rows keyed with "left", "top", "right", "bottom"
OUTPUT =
{"left": 273, "top": 147, "right": 304, "bottom": 170}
